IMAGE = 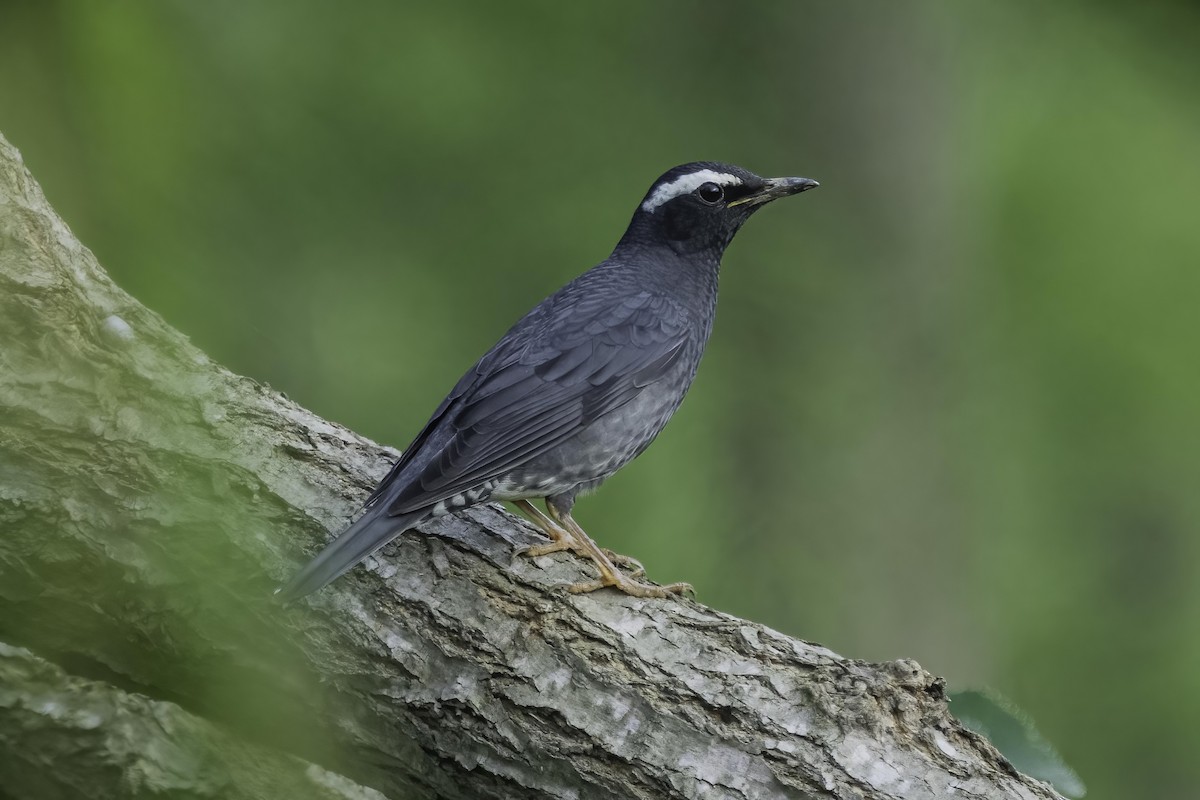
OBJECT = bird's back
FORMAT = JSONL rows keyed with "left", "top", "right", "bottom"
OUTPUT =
{"left": 373, "top": 250, "right": 717, "bottom": 515}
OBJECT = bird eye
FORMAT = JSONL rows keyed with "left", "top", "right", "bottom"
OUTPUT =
{"left": 696, "top": 182, "right": 724, "bottom": 204}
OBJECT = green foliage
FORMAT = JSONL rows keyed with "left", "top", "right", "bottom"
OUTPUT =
{"left": 953, "top": 689, "right": 1086, "bottom": 798}
{"left": 3, "top": 2, "right": 1199, "bottom": 796}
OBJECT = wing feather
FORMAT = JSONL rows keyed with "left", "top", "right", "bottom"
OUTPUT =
{"left": 381, "top": 291, "right": 692, "bottom": 516}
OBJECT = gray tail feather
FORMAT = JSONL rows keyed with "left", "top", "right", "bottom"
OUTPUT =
{"left": 276, "top": 506, "right": 424, "bottom": 603}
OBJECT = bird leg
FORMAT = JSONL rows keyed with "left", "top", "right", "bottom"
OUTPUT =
{"left": 546, "top": 506, "right": 692, "bottom": 599}
{"left": 513, "top": 500, "right": 646, "bottom": 577}
{"left": 513, "top": 499, "right": 575, "bottom": 552}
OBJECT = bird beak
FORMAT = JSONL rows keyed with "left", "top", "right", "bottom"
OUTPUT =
{"left": 728, "top": 176, "right": 820, "bottom": 208}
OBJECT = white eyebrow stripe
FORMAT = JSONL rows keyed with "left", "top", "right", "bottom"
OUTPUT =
{"left": 641, "top": 169, "right": 743, "bottom": 213}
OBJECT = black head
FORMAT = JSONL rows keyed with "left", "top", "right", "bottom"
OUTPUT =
{"left": 619, "top": 161, "right": 819, "bottom": 256}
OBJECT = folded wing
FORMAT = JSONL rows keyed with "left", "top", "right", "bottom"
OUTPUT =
{"left": 378, "top": 290, "right": 690, "bottom": 516}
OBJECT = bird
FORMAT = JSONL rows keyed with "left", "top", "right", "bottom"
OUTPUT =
{"left": 278, "top": 162, "right": 818, "bottom": 602}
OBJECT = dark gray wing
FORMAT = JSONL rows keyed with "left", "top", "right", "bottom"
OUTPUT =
{"left": 378, "top": 290, "right": 690, "bottom": 516}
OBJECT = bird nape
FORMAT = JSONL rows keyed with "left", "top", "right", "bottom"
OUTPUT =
{"left": 277, "top": 162, "right": 818, "bottom": 603}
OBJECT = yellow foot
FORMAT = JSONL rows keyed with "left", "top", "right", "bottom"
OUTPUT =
{"left": 519, "top": 539, "right": 577, "bottom": 558}
{"left": 567, "top": 575, "right": 694, "bottom": 599}
{"left": 600, "top": 548, "right": 645, "bottom": 576}
{"left": 519, "top": 500, "right": 686, "bottom": 597}
{"left": 519, "top": 541, "right": 645, "bottom": 577}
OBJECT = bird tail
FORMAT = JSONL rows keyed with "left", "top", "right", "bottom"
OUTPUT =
{"left": 276, "top": 505, "right": 425, "bottom": 603}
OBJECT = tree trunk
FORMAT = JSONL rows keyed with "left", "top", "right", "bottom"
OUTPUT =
{"left": 0, "top": 131, "right": 1061, "bottom": 800}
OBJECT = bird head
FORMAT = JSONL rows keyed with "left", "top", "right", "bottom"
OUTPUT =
{"left": 621, "top": 162, "right": 819, "bottom": 256}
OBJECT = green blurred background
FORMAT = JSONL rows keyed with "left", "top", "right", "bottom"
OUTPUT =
{"left": 3, "top": 1, "right": 1198, "bottom": 796}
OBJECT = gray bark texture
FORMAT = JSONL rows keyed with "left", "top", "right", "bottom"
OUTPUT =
{"left": 0, "top": 130, "right": 1062, "bottom": 800}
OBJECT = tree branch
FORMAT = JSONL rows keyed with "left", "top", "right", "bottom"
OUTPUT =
{"left": 0, "top": 130, "right": 1061, "bottom": 800}
{"left": 0, "top": 643, "right": 386, "bottom": 800}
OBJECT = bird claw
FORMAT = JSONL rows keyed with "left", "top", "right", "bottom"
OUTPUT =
{"left": 511, "top": 499, "right": 685, "bottom": 597}
{"left": 567, "top": 575, "right": 693, "bottom": 599}
{"left": 601, "top": 548, "right": 645, "bottom": 575}
{"left": 520, "top": 542, "right": 645, "bottom": 578}
{"left": 519, "top": 539, "right": 577, "bottom": 559}
{"left": 659, "top": 581, "right": 695, "bottom": 598}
